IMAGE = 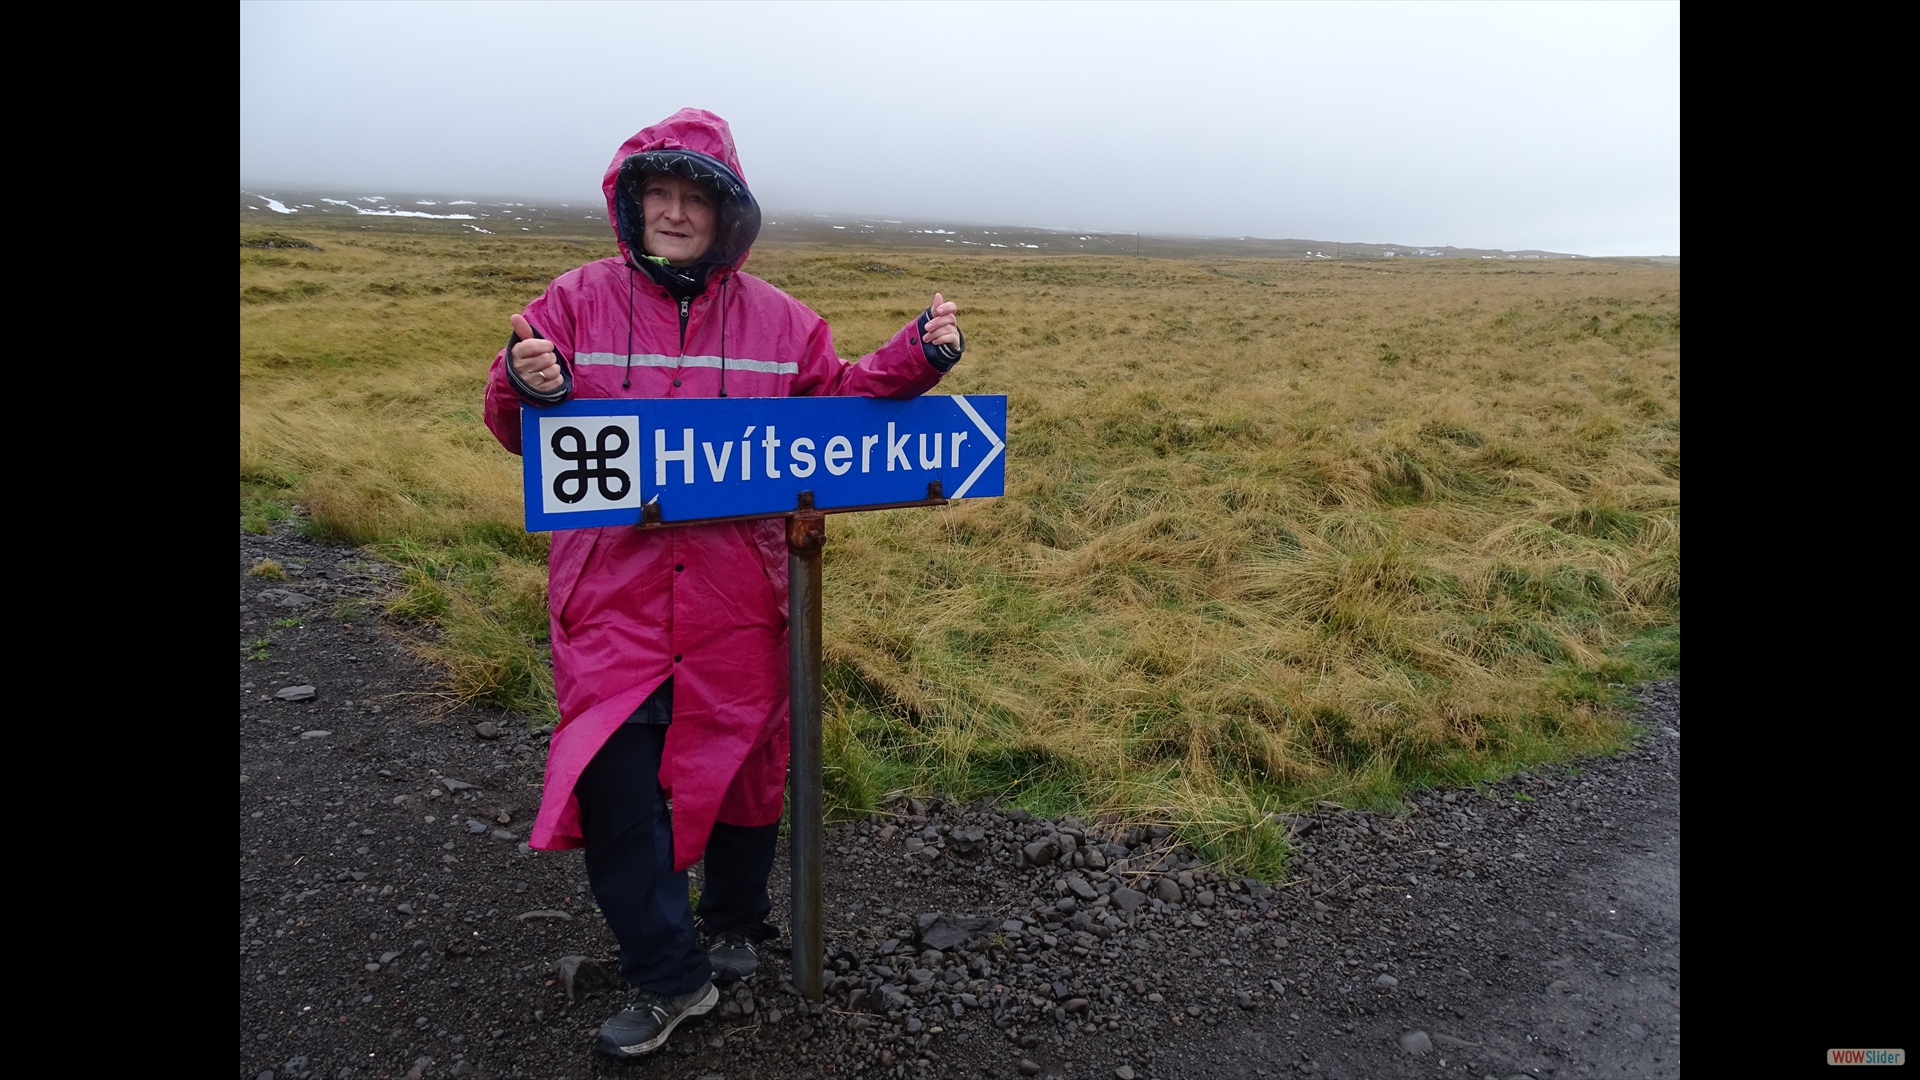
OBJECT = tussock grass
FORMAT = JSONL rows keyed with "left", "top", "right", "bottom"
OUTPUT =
{"left": 240, "top": 219, "right": 1679, "bottom": 872}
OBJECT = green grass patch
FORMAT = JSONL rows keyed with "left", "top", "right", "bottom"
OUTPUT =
{"left": 241, "top": 220, "right": 1679, "bottom": 877}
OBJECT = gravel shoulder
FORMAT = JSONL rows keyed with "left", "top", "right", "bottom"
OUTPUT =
{"left": 241, "top": 524, "right": 1679, "bottom": 1080}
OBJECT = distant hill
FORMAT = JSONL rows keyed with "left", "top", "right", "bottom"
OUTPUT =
{"left": 240, "top": 189, "right": 1621, "bottom": 261}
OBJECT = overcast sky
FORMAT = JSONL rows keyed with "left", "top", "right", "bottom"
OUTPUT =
{"left": 240, "top": 1, "right": 1678, "bottom": 255}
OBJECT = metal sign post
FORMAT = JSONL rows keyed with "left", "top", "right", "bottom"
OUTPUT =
{"left": 521, "top": 395, "right": 1005, "bottom": 1001}
{"left": 785, "top": 495, "right": 827, "bottom": 1002}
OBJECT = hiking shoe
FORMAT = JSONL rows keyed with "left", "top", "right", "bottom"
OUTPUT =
{"left": 594, "top": 981, "right": 718, "bottom": 1059}
{"left": 707, "top": 932, "right": 760, "bottom": 984}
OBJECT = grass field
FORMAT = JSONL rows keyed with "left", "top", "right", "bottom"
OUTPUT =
{"left": 240, "top": 216, "right": 1679, "bottom": 875}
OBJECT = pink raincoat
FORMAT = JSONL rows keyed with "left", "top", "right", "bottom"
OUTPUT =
{"left": 484, "top": 110, "right": 948, "bottom": 870}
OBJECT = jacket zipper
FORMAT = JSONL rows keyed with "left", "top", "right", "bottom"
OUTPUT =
{"left": 678, "top": 297, "right": 691, "bottom": 355}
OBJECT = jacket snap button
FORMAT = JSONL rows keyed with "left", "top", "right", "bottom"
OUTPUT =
{"left": 674, "top": 654, "right": 683, "bottom": 663}
{"left": 674, "top": 564, "right": 684, "bottom": 572}
{"left": 672, "top": 378, "right": 681, "bottom": 387}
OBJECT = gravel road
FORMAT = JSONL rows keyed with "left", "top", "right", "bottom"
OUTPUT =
{"left": 241, "top": 524, "right": 1679, "bottom": 1080}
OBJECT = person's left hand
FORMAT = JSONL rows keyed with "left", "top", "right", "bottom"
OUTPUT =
{"left": 923, "top": 292, "right": 961, "bottom": 347}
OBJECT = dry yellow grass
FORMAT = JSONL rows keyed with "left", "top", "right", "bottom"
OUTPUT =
{"left": 240, "top": 219, "right": 1679, "bottom": 871}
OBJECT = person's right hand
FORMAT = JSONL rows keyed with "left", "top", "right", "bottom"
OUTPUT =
{"left": 510, "top": 313, "right": 564, "bottom": 393}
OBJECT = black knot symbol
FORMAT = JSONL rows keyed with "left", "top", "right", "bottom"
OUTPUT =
{"left": 551, "top": 425, "right": 632, "bottom": 504}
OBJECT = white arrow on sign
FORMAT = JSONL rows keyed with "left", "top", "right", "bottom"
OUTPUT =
{"left": 951, "top": 395, "right": 1005, "bottom": 499}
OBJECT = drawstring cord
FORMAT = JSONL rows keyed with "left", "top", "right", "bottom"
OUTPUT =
{"left": 623, "top": 268, "right": 635, "bottom": 389}
{"left": 719, "top": 275, "right": 729, "bottom": 398}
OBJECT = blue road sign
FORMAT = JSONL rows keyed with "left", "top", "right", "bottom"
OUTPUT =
{"left": 521, "top": 395, "right": 1006, "bottom": 531}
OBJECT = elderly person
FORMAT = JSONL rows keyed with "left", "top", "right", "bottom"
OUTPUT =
{"left": 482, "top": 108, "right": 963, "bottom": 1059}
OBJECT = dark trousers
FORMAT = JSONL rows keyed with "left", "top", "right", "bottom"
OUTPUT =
{"left": 575, "top": 720, "right": 781, "bottom": 995}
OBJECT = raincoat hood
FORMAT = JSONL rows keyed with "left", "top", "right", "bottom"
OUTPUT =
{"left": 604, "top": 109, "right": 762, "bottom": 275}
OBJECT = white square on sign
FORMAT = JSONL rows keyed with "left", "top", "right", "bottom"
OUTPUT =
{"left": 538, "top": 414, "right": 642, "bottom": 515}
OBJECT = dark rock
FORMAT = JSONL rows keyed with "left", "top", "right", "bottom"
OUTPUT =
{"left": 276, "top": 685, "right": 317, "bottom": 702}
{"left": 259, "top": 589, "right": 316, "bottom": 609}
{"left": 466, "top": 818, "right": 489, "bottom": 834}
{"left": 1110, "top": 887, "right": 1146, "bottom": 914}
{"left": 554, "top": 956, "right": 617, "bottom": 1001}
{"left": 1154, "top": 878, "right": 1182, "bottom": 904}
{"left": 1022, "top": 839, "right": 1058, "bottom": 867}
{"left": 439, "top": 777, "right": 476, "bottom": 792}
{"left": 1018, "top": 1060, "right": 1041, "bottom": 1076}
{"left": 1398, "top": 1030, "right": 1433, "bottom": 1054}
{"left": 1066, "top": 876, "right": 1097, "bottom": 900}
{"left": 299, "top": 729, "right": 331, "bottom": 739}
{"left": 921, "top": 914, "right": 996, "bottom": 951}
{"left": 948, "top": 826, "right": 987, "bottom": 854}
{"left": 473, "top": 722, "right": 501, "bottom": 740}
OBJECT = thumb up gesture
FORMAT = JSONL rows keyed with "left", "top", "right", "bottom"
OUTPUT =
{"left": 922, "top": 292, "right": 962, "bottom": 348}
{"left": 510, "top": 313, "right": 565, "bottom": 394}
